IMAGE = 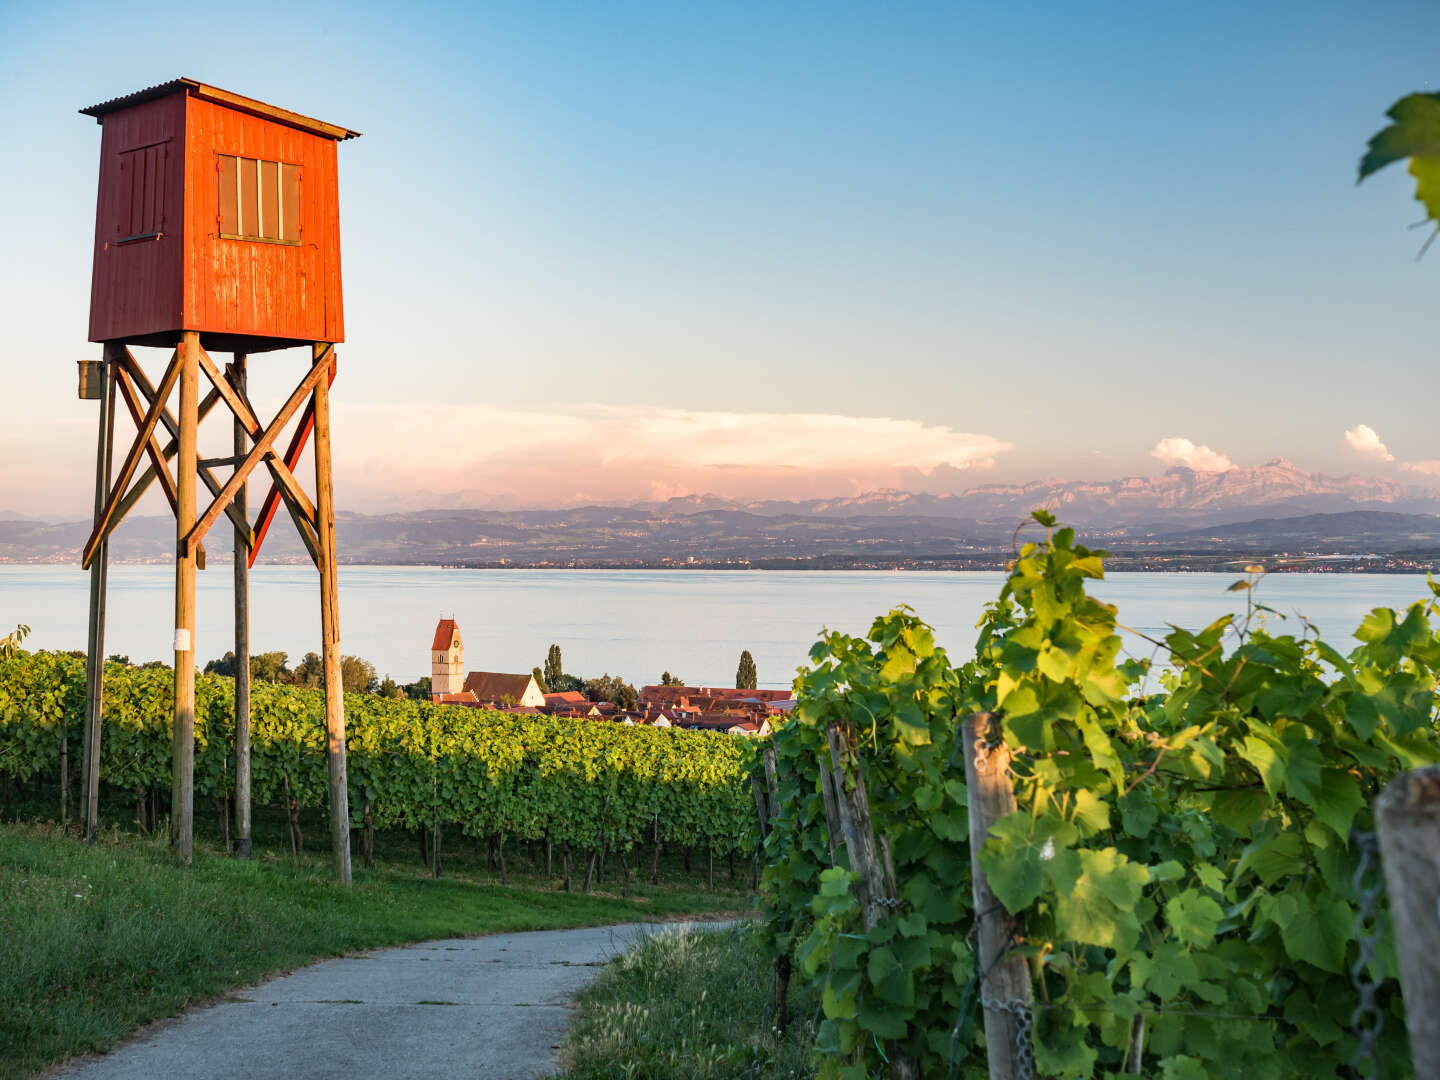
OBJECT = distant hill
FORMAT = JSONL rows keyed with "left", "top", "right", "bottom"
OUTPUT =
{"left": 641, "top": 461, "right": 1440, "bottom": 529}
{"left": 7, "top": 463, "right": 1440, "bottom": 566}
{"left": 1154, "top": 510, "right": 1440, "bottom": 552}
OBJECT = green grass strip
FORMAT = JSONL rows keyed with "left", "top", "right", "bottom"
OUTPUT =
{"left": 0, "top": 822, "right": 742, "bottom": 1079}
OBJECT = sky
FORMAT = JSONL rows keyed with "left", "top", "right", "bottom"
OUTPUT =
{"left": 1, "top": 0, "right": 1438, "bottom": 518}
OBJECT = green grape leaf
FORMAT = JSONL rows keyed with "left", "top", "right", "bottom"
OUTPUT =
{"left": 1166, "top": 890, "right": 1224, "bottom": 949}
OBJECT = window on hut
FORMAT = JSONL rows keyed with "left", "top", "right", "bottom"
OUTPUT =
{"left": 218, "top": 155, "right": 300, "bottom": 244}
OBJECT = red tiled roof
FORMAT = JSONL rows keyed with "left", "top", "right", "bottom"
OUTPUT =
{"left": 463, "top": 671, "right": 537, "bottom": 704}
{"left": 544, "top": 691, "right": 586, "bottom": 705}
{"left": 431, "top": 619, "right": 460, "bottom": 651}
{"left": 433, "top": 690, "right": 479, "bottom": 706}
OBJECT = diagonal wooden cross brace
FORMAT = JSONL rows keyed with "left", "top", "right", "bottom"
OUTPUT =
{"left": 120, "top": 349, "right": 254, "bottom": 549}
{"left": 186, "top": 345, "right": 336, "bottom": 558}
{"left": 112, "top": 364, "right": 180, "bottom": 516}
{"left": 199, "top": 348, "right": 319, "bottom": 566}
{"left": 223, "top": 363, "right": 321, "bottom": 568}
{"left": 81, "top": 349, "right": 182, "bottom": 568}
{"left": 198, "top": 348, "right": 319, "bottom": 526}
{"left": 247, "top": 358, "right": 336, "bottom": 568}
{"left": 106, "top": 385, "right": 222, "bottom": 547}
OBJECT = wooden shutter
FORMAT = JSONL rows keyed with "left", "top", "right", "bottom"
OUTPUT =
{"left": 280, "top": 164, "right": 300, "bottom": 242}
{"left": 116, "top": 143, "right": 167, "bottom": 241}
{"left": 218, "top": 155, "right": 238, "bottom": 236}
{"left": 218, "top": 154, "right": 300, "bottom": 244}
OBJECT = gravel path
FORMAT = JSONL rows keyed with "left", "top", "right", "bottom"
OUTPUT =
{"left": 57, "top": 921, "right": 720, "bottom": 1080}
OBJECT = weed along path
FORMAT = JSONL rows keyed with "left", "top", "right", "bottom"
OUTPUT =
{"left": 59, "top": 922, "right": 723, "bottom": 1080}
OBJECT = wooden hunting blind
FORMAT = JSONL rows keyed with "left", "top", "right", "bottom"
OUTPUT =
{"left": 83, "top": 77, "right": 355, "bottom": 350}
{"left": 75, "top": 78, "right": 360, "bottom": 883}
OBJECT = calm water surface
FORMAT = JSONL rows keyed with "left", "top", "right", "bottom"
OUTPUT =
{"left": 0, "top": 566, "right": 1432, "bottom": 689}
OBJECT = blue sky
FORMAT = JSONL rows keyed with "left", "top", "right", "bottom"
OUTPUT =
{"left": 1, "top": 0, "right": 1437, "bottom": 515}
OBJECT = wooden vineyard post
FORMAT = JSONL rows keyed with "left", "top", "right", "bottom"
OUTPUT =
{"left": 171, "top": 331, "right": 200, "bottom": 864}
{"left": 963, "top": 713, "right": 1033, "bottom": 1080}
{"left": 826, "top": 723, "right": 919, "bottom": 1080}
{"left": 762, "top": 744, "right": 780, "bottom": 820}
{"left": 312, "top": 344, "right": 352, "bottom": 887}
{"left": 81, "top": 347, "right": 115, "bottom": 841}
{"left": 231, "top": 355, "right": 252, "bottom": 857}
{"left": 750, "top": 771, "right": 771, "bottom": 841}
{"left": 1375, "top": 764, "right": 1440, "bottom": 1079}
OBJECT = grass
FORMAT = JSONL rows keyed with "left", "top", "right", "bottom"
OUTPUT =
{"left": 0, "top": 808, "right": 751, "bottom": 1079}
{"left": 558, "top": 922, "right": 818, "bottom": 1080}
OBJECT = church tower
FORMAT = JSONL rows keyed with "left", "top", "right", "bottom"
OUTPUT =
{"left": 431, "top": 619, "right": 464, "bottom": 698}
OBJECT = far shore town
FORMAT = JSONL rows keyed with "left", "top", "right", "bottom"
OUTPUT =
{"left": 426, "top": 619, "right": 788, "bottom": 736}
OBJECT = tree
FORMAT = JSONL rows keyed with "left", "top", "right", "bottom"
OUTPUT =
{"left": 251, "top": 651, "right": 290, "bottom": 683}
{"left": 532, "top": 666, "right": 548, "bottom": 694}
{"left": 377, "top": 674, "right": 403, "bottom": 699}
{"left": 736, "top": 649, "right": 757, "bottom": 690}
{"left": 340, "top": 655, "right": 378, "bottom": 694}
{"left": 403, "top": 675, "right": 432, "bottom": 701}
{"left": 660, "top": 671, "right": 684, "bottom": 686}
{"left": 584, "top": 673, "right": 638, "bottom": 710}
{"left": 548, "top": 672, "right": 586, "bottom": 694}
{"left": 543, "top": 644, "right": 563, "bottom": 688}
{"left": 291, "top": 652, "right": 323, "bottom": 688}
{"left": 204, "top": 651, "right": 237, "bottom": 677}
{"left": 107, "top": 654, "right": 131, "bottom": 666}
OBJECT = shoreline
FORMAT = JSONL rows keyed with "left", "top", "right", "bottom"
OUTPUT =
{"left": 0, "top": 556, "right": 1433, "bottom": 574}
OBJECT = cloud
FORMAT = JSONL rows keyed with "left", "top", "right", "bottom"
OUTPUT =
{"left": 1149, "top": 437, "right": 1234, "bottom": 472}
{"left": 1401, "top": 460, "right": 1440, "bottom": 477}
{"left": 330, "top": 401, "right": 1013, "bottom": 509}
{"left": 1344, "top": 424, "right": 1394, "bottom": 462}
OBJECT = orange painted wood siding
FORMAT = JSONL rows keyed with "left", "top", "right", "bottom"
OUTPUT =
{"left": 181, "top": 96, "right": 345, "bottom": 344}
{"left": 87, "top": 94, "right": 186, "bottom": 342}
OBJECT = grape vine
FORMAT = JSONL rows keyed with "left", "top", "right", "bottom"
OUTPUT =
{"left": 758, "top": 513, "right": 1434, "bottom": 1078}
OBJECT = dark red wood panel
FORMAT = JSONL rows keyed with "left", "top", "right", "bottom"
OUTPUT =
{"left": 87, "top": 94, "right": 186, "bottom": 343}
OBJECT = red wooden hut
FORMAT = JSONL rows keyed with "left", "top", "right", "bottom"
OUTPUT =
{"left": 81, "top": 77, "right": 359, "bottom": 351}
{"left": 75, "top": 78, "right": 361, "bottom": 882}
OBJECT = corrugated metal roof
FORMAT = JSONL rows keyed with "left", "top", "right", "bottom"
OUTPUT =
{"left": 78, "top": 77, "right": 199, "bottom": 118}
{"left": 79, "top": 77, "right": 361, "bottom": 140}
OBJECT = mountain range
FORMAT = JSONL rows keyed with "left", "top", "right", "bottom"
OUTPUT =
{"left": 6, "top": 462, "right": 1440, "bottom": 567}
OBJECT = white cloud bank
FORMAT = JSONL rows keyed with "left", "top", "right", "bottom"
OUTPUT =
{"left": 1343, "top": 424, "right": 1394, "bottom": 462}
{"left": 1149, "top": 437, "right": 1234, "bottom": 472}
{"left": 330, "top": 401, "right": 1013, "bottom": 509}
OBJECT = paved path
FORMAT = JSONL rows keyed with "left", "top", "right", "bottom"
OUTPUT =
{"left": 59, "top": 921, "right": 725, "bottom": 1080}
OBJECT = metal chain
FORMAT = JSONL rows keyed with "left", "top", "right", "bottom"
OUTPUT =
{"left": 980, "top": 997, "right": 1035, "bottom": 1080}
{"left": 867, "top": 896, "right": 907, "bottom": 917}
{"left": 1349, "top": 829, "right": 1385, "bottom": 1080}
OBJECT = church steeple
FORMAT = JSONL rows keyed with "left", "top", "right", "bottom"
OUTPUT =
{"left": 430, "top": 618, "right": 464, "bottom": 698}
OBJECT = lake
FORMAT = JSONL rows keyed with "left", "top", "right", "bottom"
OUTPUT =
{"left": 0, "top": 566, "right": 1433, "bottom": 690}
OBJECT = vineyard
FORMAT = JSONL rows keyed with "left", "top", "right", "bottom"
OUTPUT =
{"left": 0, "top": 655, "right": 758, "bottom": 875}
{"left": 6, "top": 517, "right": 1440, "bottom": 1077}
{"left": 755, "top": 516, "right": 1436, "bottom": 1079}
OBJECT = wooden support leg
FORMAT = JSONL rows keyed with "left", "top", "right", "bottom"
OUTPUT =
{"left": 313, "top": 343, "right": 352, "bottom": 887}
{"left": 171, "top": 332, "right": 199, "bottom": 865}
{"left": 82, "top": 347, "right": 116, "bottom": 841}
{"left": 231, "top": 354, "right": 252, "bottom": 858}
